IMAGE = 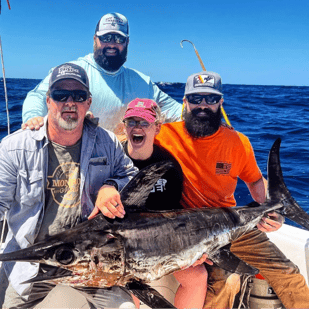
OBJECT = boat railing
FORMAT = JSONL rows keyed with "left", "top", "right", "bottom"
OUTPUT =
{"left": 305, "top": 239, "right": 309, "bottom": 283}
{"left": 268, "top": 224, "right": 309, "bottom": 284}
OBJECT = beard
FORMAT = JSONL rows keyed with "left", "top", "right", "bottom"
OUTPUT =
{"left": 58, "top": 116, "right": 78, "bottom": 131}
{"left": 183, "top": 106, "right": 222, "bottom": 138}
{"left": 93, "top": 41, "right": 128, "bottom": 72}
{"left": 58, "top": 107, "right": 79, "bottom": 131}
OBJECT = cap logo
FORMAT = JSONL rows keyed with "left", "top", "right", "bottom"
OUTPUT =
{"left": 134, "top": 101, "right": 145, "bottom": 107}
{"left": 104, "top": 17, "right": 124, "bottom": 27}
{"left": 193, "top": 74, "right": 215, "bottom": 88}
{"left": 58, "top": 65, "right": 79, "bottom": 76}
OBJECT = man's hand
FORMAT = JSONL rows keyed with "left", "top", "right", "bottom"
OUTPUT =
{"left": 178, "top": 253, "right": 213, "bottom": 270}
{"left": 88, "top": 185, "right": 125, "bottom": 220}
{"left": 257, "top": 211, "right": 284, "bottom": 232}
{"left": 192, "top": 253, "right": 213, "bottom": 267}
{"left": 21, "top": 116, "right": 44, "bottom": 130}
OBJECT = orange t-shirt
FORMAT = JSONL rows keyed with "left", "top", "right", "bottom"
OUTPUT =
{"left": 155, "top": 122, "right": 262, "bottom": 209}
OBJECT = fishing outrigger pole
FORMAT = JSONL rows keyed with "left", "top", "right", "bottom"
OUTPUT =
{"left": 0, "top": 0, "right": 11, "bottom": 249}
{"left": 0, "top": 0, "right": 12, "bottom": 14}
{"left": 180, "top": 40, "right": 231, "bottom": 126}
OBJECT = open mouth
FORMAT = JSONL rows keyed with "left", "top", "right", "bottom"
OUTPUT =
{"left": 105, "top": 49, "right": 118, "bottom": 56}
{"left": 132, "top": 134, "right": 144, "bottom": 144}
{"left": 62, "top": 111, "right": 77, "bottom": 119}
{"left": 194, "top": 110, "right": 211, "bottom": 119}
{"left": 197, "top": 110, "right": 208, "bottom": 116}
{"left": 62, "top": 111, "right": 76, "bottom": 115}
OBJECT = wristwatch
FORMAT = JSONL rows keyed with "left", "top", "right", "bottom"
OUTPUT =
{"left": 103, "top": 180, "right": 118, "bottom": 190}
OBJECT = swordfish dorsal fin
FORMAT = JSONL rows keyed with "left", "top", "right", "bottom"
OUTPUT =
{"left": 267, "top": 138, "right": 290, "bottom": 202}
{"left": 120, "top": 160, "right": 174, "bottom": 211}
{"left": 267, "top": 138, "right": 309, "bottom": 230}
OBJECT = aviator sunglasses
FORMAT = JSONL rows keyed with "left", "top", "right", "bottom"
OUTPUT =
{"left": 186, "top": 94, "right": 222, "bottom": 105}
{"left": 123, "top": 119, "right": 152, "bottom": 128}
{"left": 50, "top": 90, "right": 89, "bottom": 103}
{"left": 98, "top": 33, "right": 127, "bottom": 44}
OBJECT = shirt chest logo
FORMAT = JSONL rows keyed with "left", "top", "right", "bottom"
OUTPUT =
{"left": 216, "top": 162, "right": 232, "bottom": 175}
{"left": 150, "top": 178, "right": 167, "bottom": 192}
{"left": 47, "top": 162, "right": 80, "bottom": 208}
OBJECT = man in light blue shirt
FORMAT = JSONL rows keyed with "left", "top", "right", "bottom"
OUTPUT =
{"left": 22, "top": 12, "right": 182, "bottom": 132}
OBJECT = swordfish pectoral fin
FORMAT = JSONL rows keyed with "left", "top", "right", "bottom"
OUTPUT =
{"left": 120, "top": 161, "right": 175, "bottom": 209}
{"left": 267, "top": 138, "right": 309, "bottom": 230}
{"left": 22, "top": 264, "right": 73, "bottom": 284}
{"left": 210, "top": 246, "right": 259, "bottom": 276}
{"left": 126, "top": 280, "right": 176, "bottom": 309}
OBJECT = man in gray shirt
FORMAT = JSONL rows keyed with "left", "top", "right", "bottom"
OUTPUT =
{"left": 0, "top": 63, "right": 138, "bottom": 308}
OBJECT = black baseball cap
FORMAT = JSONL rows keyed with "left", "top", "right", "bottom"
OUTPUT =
{"left": 49, "top": 63, "right": 89, "bottom": 89}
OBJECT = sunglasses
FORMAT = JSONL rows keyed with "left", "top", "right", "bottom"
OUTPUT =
{"left": 186, "top": 94, "right": 222, "bottom": 105}
{"left": 98, "top": 33, "right": 127, "bottom": 44}
{"left": 123, "top": 119, "right": 152, "bottom": 128}
{"left": 50, "top": 90, "right": 89, "bottom": 103}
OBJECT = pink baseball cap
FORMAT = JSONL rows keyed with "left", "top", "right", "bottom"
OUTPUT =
{"left": 123, "top": 98, "right": 158, "bottom": 123}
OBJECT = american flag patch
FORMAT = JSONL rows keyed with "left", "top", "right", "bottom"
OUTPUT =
{"left": 216, "top": 162, "right": 232, "bottom": 175}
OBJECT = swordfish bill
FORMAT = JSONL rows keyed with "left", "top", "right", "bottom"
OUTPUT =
{"left": 0, "top": 138, "right": 309, "bottom": 309}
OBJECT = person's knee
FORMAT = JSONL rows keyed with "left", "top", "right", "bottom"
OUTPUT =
{"left": 261, "top": 262, "right": 300, "bottom": 278}
{"left": 284, "top": 264, "right": 300, "bottom": 275}
{"left": 194, "top": 266, "right": 208, "bottom": 282}
{"left": 178, "top": 266, "right": 208, "bottom": 289}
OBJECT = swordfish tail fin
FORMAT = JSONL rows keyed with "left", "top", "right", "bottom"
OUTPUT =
{"left": 267, "top": 138, "right": 309, "bottom": 230}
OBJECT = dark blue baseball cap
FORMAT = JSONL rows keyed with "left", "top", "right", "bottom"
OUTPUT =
{"left": 49, "top": 63, "right": 89, "bottom": 90}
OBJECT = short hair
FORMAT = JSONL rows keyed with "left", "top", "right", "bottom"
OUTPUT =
{"left": 154, "top": 104, "right": 165, "bottom": 124}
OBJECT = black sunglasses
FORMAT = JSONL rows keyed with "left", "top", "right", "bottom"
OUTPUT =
{"left": 98, "top": 33, "right": 127, "bottom": 44}
{"left": 186, "top": 94, "right": 222, "bottom": 105}
{"left": 50, "top": 90, "right": 89, "bottom": 103}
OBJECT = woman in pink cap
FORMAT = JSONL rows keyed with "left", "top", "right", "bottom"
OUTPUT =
{"left": 114, "top": 98, "right": 211, "bottom": 309}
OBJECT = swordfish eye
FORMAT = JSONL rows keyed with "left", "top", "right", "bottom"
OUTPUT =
{"left": 54, "top": 246, "right": 76, "bottom": 265}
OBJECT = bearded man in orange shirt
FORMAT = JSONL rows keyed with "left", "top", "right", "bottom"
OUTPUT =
{"left": 154, "top": 71, "right": 309, "bottom": 309}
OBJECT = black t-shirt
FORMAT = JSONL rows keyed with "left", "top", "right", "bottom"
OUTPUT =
{"left": 123, "top": 142, "right": 183, "bottom": 211}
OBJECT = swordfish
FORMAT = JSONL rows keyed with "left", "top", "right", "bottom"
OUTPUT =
{"left": 1, "top": 138, "right": 309, "bottom": 308}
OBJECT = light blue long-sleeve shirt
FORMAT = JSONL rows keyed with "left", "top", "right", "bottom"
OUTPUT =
{"left": 22, "top": 54, "right": 182, "bottom": 130}
{"left": 0, "top": 116, "right": 138, "bottom": 297}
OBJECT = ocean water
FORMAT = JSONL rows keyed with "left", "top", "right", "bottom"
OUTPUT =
{"left": 1, "top": 78, "right": 309, "bottom": 228}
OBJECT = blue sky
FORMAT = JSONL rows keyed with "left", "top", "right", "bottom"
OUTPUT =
{"left": 0, "top": 0, "right": 308, "bottom": 85}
